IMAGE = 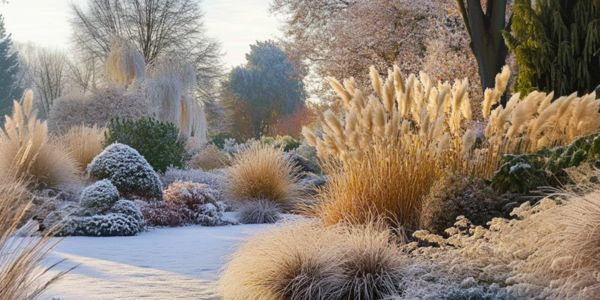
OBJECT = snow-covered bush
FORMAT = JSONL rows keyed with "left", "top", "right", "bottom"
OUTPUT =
{"left": 139, "top": 199, "right": 225, "bottom": 227}
{"left": 140, "top": 181, "right": 226, "bottom": 227}
{"left": 60, "top": 213, "right": 144, "bottom": 237}
{"left": 162, "top": 168, "right": 226, "bottom": 201}
{"left": 79, "top": 179, "right": 120, "bottom": 213}
{"left": 163, "top": 181, "right": 218, "bottom": 207}
{"left": 237, "top": 200, "right": 281, "bottom": 224}
{"left": 111, "top": 199, "right": 145, "bottom": 225}
{"left": 48, "top": 87, "right": 150, "bottom": 134}
{"left": 45, "top": 198, "right": 145, "bottom": 237}
{"left": 138, "top": 201, "right": 188, "bottom": 227}
{"left": 219, "top": 221, "right": 405, "bottom": 299}
{"left": 88, "top": 143, "right": 162, "bottom": 200}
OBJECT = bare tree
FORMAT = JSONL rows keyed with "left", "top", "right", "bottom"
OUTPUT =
{"left": 18, "top": 44, "right": 69, "bottom": 117}
{"left": 67, "top": 57, "right": 100, "bottom": 94}
{"left": 71, "top": 0, "right": 223, "bottom": 100}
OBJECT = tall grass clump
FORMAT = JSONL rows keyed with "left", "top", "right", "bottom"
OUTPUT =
{"left": 304, "top": 64, "right": 600, "bottom": 227}
{"left": 225, "top": 143, "right": 303, "bottom": 210}
{"left": 0, "top": 91, "right": 78, "bottom": 188}
{"left": 0, "top": 178, "right": 68, "bottom": 299}
{"left": 57, "top": 125, "right": 105, "bottom": 173}
{"left": 105, "top": 38, "right": 146, "bottom": 86}
{"left": 219, "top": 221, "right": 405, "bottom": 300}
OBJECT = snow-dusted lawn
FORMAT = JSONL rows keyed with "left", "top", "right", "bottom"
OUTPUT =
{"left": 41, "top": 223, "right": 274, "bottom": 300}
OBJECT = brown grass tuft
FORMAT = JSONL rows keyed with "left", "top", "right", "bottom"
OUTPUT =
{"left": 219, "top": 221, "right": 405, "bottom": 300}
{"left": 225, "top": 143, "right": 303, "bottom": 210}
{"left": 56, "top": 125, "right": 106, "bottom": 173}
{"left": 190, "top": 144, "right": 230, "bottom": 170}
{"left": 0, "top": 90, "right": 79, "bottom": 188}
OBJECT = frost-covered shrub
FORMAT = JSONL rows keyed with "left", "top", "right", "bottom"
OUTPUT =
{"left": 138, "top": 201, "right": 188, "bottom": 227}
{"left": 219, "top": 221, "right": 405, "bottom": 299}
{"left": 48, "top": 87, "right": 150, "bottom": 134}
{"left": 88, "top": 143, "right": 162, "bottom": 200}
{"left": 164, "top": 181, "right": 218, "bottom": 207}
{"left": 104, "top": 117, "right": 188, "bottom": 172}
{"left": 139, "top": 182, "right": 226, "bottom": 227}
{"left": 79, "top": 179, "right": 120, "bottom": 213}
{"left": 139, "top": 199, "right": 225, "bottom": 227}
{"left": 419, "top": 173, "right": 507, "bottom": 235}
{"left": 48, "top": 198, "right": 145, "bottom": 237}
{"left": 59, "top": 213, "right": 144, "bottom": 237}
{"left": 162, "top": 168, "right": 227, "bottom": 201}
{"left": 237, "top": 200, "right": 281, "bottom": 224}
{"left": 111, "top": 199, "right": 144, "bottom": 225}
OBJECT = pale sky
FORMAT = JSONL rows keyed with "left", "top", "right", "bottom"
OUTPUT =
{"left": 0, "top": 0, "right": 284, "bottom": 68}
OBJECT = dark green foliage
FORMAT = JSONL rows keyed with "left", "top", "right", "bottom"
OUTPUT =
{"left": 0, "top": 14, "right": 23, "bottom": 117}
{"left": 491, "top": 134, "right": 600, "bottom": 193}
{"left": 457, "top": 0, "right": 511, "bottom": 105}
{"left": 105, "top": 118, "right": 188, "bottom": 172}
{"left": 505, "top": 0, "right": 600, "bottom": 96}
{"left": 223, "top": 40, "right": 306, "bottom": 138}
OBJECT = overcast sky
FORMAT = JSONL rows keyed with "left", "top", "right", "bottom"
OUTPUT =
{"left": 0, "top": 0, "right": 283, "bottom": 68}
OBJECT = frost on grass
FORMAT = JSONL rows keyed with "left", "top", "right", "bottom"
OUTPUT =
{"left": 88, "top": 143, "right": 162, "bottom": 200}
{"left": 79, "top": 179, "right": 120, "bottom": 213}
{"left": 219, "top": 221, "right": 405, "bottom": 300}
{"left": 236, "top": 200, "right": 281, "bottom": 224}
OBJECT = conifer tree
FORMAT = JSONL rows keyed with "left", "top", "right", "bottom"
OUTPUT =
{"left": 504, "top": 0, "right": 600, "bottom": 96}
{"left": 0, "top": 14, "right": 22, "bottom": 117}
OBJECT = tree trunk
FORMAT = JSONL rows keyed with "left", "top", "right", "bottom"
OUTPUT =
{"left": 457, "top": 0, "right": 511, "bottom": 105}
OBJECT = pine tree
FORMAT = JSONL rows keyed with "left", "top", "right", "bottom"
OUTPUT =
{"left": 0, "top": 14, "right": 22, "bottom": 117}
{"left": 504, "top": 0, "right": 600, "bottom": 96}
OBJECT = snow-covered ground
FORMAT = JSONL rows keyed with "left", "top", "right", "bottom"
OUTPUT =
{"left": 41, "top": 223, "right": 275, "bottom": 300}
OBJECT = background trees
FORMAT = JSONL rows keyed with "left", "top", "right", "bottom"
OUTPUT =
{"left": 18, "top": 45, "right": 70, "bottom": 117}
{"left": 505, "top": 0, "right": 600, "bottom": 96}
{"left": 0, "top": 14, "right": 22, "bottom": 117}
{"left": 222, "top": 41, "right": 306, "bottom": 139}
{"left": 271, "top": 0, "right": 481, "bottom": 111}
{"left": 71, "top": 0, "right": 222, "bottom": 100}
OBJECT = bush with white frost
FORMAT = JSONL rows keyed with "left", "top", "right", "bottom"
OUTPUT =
{"left": 46, "top": 199, "right": 145, "bottom": 237}
{"left": 237, "top": 200, "right": 281, "bottom": 224}
{"left": 79, "top": 179, "right": 120, "bottom": 213}
{"left": 162, "top": 168, "right": 227, "bottom": 201}
{"left": 139, "top": 181, "right": 229, "bottom": 227}
{"left": 88, "top": 143, "right": 162, "bottom": 200}
{"left": 48, "top": 86, "right": 151, "bottom": 134}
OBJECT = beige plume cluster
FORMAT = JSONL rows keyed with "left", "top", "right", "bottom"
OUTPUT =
{"left": 303, "top": 65, "right": 473, "bottom": 162}
{"left": 483, "top": 67, "right": 600, "bottom": 152}
{"left": 0, "top": 91, "right": 78, "bottom": 187}
{"left": 306, "top": 64, "right": 600, "bottom": 172}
